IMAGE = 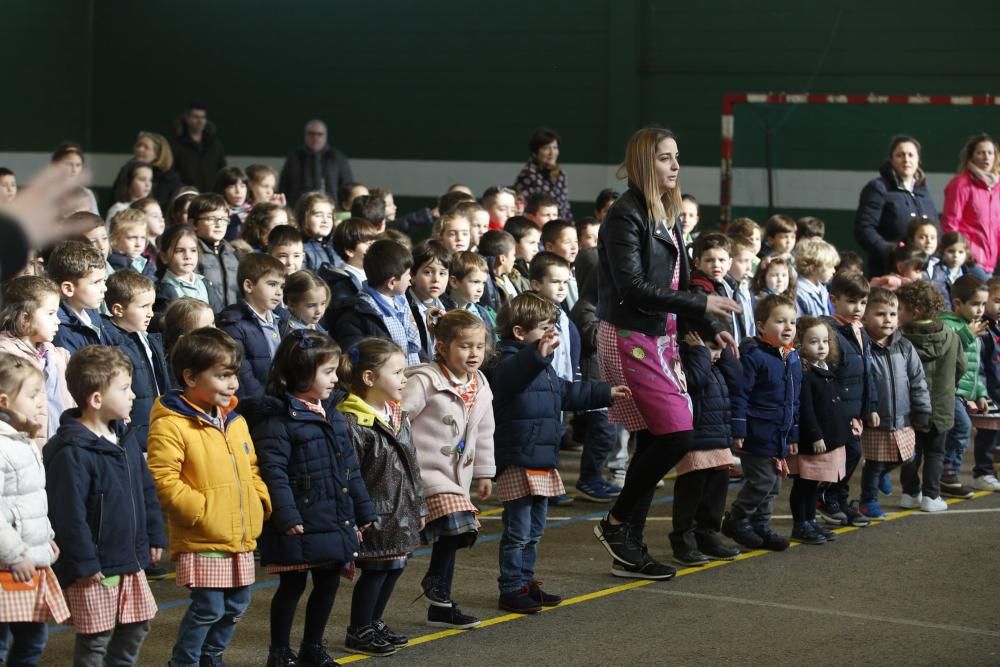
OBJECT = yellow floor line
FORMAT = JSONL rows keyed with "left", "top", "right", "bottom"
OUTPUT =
{"left": 337, "top": 489, "right": 994, "bottom": 663}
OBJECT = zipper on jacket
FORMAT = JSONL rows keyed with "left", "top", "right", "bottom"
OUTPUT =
{"left": 122, "top": 447, "right": 141, "bottom": 571}
{"left": 227, "top": 424, "right": 247, "bottom": 547}
{"left": 885, "top": 347, "right": 898, "bottom": 425}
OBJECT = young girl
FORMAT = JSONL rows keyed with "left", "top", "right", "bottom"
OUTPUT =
{"left": 792, "top": 238, "right": 838, "bottom": 317}
{"left": 247, "top": 164, "right": 286, "bottom": 207}
{"left": 338, "top": 338, "right": 426, "bottom": 655}
{"left": 0, "top": 276, "right": 75, "bottom": 446}
{"left": 297, "top": 192, "right": 338, "bottom": 271}
{"left": 869, "top": 244, "right": 927, "bottom": 291}
{"left": 130, "top": 197, "right": 166, "bottom": 263}
{"left": 213, "top": 166, "right": 251, "bottom": 238}
{"left": 0, "top": 353, "right": 69, "bottom": 665}
{"left": 106, "top": 160, "right": 153, "bottom": 226}
{"left": 248, "top": 330, "right": 375, "bottom": 667}
{"left": 154, "top": 224, "right": 223, "bottom": 315}
{"left": 790, "top": 317, "right": 850, "bottom": 545}
{"left": 108, "top": 210, "right": 157, "bottom": 278}
{"left": 908, "top": 217, "right": 940, "bottom": 277}
{"left": 160, "top": 298, "right": 216, "bottom": 379}
{"left": 402, "top": 310, "right": 495, "bottom": 629}
{"left": 281, "top": 270, "right": 331, "bottom": 336}
{"left": 931, "top": 232, "right": 988, "bottom": 303}
{"left": 751, "top": 256, "right": 797, "bottom": 304}
{"left": 168, "top": 188, "right": 199, "bottom": 227}
{"left": 242, "top": 203, "right": 293, "bottom": 252}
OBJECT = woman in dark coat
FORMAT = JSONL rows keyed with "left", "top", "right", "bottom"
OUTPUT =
{"left": 854, "top": 135, "right": 939, "bottom": 277}
{"left": 513, "top": 127, "right": 573, "bottom": 220}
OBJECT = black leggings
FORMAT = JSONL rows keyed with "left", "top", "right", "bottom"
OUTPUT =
{"left": 610, "top": 429, "right": 692, "bottom": 539}
{"left": 423, "top": 533, "right": 474, "bottom": 598}
{"left": 269, "top": 566, "right": 341, "bottom": 648}
{"left": 789, "top": 478, "right": 819, "bottom": 523}
{"left": 350, "top": 568, "right": 404, "bottom": 628}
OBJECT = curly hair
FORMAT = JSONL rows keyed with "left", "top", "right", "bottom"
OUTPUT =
{"left": 896, "top": 280, "right": 945, "bottom": 320}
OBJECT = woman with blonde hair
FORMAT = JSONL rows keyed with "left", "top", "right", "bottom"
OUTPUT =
{"left": 941, "top": 134, "right": 1000, "bottom": 274}
{"left": 592, "top": 127, "right": 739, "bottom": 579}
{"left": 113, "top": 131, "right": 183, "bottom": 209}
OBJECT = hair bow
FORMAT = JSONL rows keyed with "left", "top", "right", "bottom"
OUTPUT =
{"left": 348, "top": 346, "right": 361, "bottom": 364}
{"left": 292, "top": 329, "right": 316, "bottom": 349}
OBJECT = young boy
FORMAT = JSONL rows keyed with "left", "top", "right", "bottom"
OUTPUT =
{"left": 817, "top": 272, "right": 878, "bottom": 527}
{"left": 972, "top": 277, "right": 1000, "bottom": 492}
{"left": 727, "top": 216, "right": 763, "bottom": 276}
{"left": 190, "top": 193, "right": 241, "bottom": 307}
{"left": 796, "top": 216, "right": 825, "bottom": 241}
{"left": 268, "top": 225, "right": 306, "bottom": 274}
{"left": 336, "top": 182, "right": 369, "bottom": 221}
{"left": 762, "top": 214, "right": 797, "bottom": 262}
{"left": 576, "top": 217, "right": 600, "bottom": 253}
{"left": 541, "top": 219, "right": 580, "bottom": 309}
{"left": 327, "top": 217, "right": 378, "bottom": 304}
{"left": 679, "top": 193, "right": 700, "bottom": 249}
{"left": 49, "top": 240, "right": 111, "bottom": 353}
{"left": 445, "top": 251, "right": 495, "bottom": 329}
{"left": 147, "top": 328, "right": 271, "bottom": 667}
{"left": 727, "top": 237, "right": 756, "bottom": 340}
{"left": 455, "top": 201, "right": 489, "bottom": 251}
{"left": 0, "top": 168, "right": 16, "bottom": 203}
{"left": 436, "top": 209, "right": 472, "bottom": 253}
{"left": 71, "top": 210, "right": 115, "bottom": 281}
{"left": 504, "top": 216, "right": 541, "bottom": 288}
{"left": 491, "top": 293, "right": 626, "bottom": 610}
{"left": 594, "top": 188, "right": 619, "bottom": 222}
{"left": 329, "top": 239, "right": 422, "bottom": 365}
{"left": 723, "top": 294, "right": 801, "bottom": 552}
{"left": 108, "top": 209, "right": 156, "bottom": 278}
{"left": 218, "top": 254, "right": 287, "bottom": 402}
{"left": 897, "top": 280, "right": 965, "bottom": 511}
{"left": 45, "top": 345, "right": 166, "bottom": 665}
{"left": 792, "top": 238, "right": 839, "bottom": 317}
{"left": 407, "top": 239, "right": 451, "bottom": 360}
{"left": 350, "top": 194, "right": 387, "bottom": 232}
{"left": 939, "top": 275, "right": 989, "bottom": 498}
{"left": 857, "top": 287, "right": 931, "bottom": 520}
{"left": 524, "top": 193, "right": 559, "bottom": 229}
{"left": 483, "top": 185, "right": 517, "bottom": 231}
{"left": 688, "top": 233, "right": 736, "bottom": 338}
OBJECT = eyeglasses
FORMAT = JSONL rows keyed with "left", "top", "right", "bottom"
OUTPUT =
{"left": 306, "top": 131, "right": 326, "bottom": 137}
{"left": 198, "top": 216, "right": 229, "bottom": 226}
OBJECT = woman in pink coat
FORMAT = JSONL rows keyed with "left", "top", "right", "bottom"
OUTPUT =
{"left": 941, "top": 134, "right": 1000, "bottom": 274}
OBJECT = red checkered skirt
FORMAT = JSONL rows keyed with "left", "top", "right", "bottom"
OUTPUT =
{"left": 64, "top": 571, "right": 157, "bottom": 634}
{"left": 424, "top": 493, "right": 479, "bottom": 524}
{"left": 598, "top": 322, "right": 648, "bottom": 431}
{"left": 495, "top": 467, "right": 566, "bottom": 502}
{"left": 0, "top": 567, "right": 69, "bottom": 624}
{"left": 175, "top": 552, "right": 256, "bottom": 588}
{"left": 861, "top": 427, "right": 916, "bottom": 463}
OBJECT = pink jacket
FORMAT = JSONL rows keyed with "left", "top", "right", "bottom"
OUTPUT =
{"left": 401, "top": 363, "right": 496, "bottom": 499}
{"left": 0, "top": 334, "right": 75, "bottom": 447}
{"left": 941, "top": 171, "right": 1000, "bottom": 273}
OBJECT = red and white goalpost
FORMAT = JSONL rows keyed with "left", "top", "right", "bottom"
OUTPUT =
{"left": 719, "top": 92, "right": 1000, "bottom": 225}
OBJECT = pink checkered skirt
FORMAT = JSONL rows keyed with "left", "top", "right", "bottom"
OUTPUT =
{"left": 64, "top": 571, "right": 157, "bottom": 634}
{"left": 0, "top": 567, "right": 69, "bottom": 624}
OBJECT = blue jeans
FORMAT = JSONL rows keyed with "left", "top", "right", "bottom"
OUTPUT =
{"left": 498, "top": 495, "right": 548, "bottom": 594}
{"left": 860, "top": 460, "right": 901, "bottom": 503}
{"left": 170, "top": 586, "right": 251, "bottom": 667}
{"left": 944, "top": 397, "right": 972, "bottom": 476}
{"left": 0, "top": 622, "right": 47, "bottom": 667}
{"left": 577, "top": 409, "right": 617, "bottom": 482}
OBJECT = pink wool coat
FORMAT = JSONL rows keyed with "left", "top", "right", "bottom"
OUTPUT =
{"left": 401, "top": 363, "right": 496, "bottom": 498}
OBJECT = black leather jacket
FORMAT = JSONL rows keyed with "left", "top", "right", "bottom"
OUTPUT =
{"left": 596, "top": 184, "right": 708, "bottom": 336}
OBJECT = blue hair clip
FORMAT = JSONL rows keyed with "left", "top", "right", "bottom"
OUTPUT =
{"left": 348, "top": 346, "right": 361, "bottom": 364}
{"left": 292, "top": 329, "right": 316, "bottom": 349}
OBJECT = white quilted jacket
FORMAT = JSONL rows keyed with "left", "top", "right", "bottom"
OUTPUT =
{"left": 0, "top": 421, "right": 56, "bottom": 567}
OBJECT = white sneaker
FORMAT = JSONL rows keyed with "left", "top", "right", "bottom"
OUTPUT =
{"left": 899, "top": 492, "right": 922, "bottom": 509}
{"left": 972, "top": 475, "right": 1000, "bottom": 492}
{"left": 920, "top": 495, "right": 948, "bottom": 512}
{"left": 656, "top": 478, "right": 666, "bottom": 488}
{"left": 610, "top": 469, "right": 626, "bottom": 487}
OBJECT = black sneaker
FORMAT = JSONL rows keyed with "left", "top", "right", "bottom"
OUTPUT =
{"left": 672, "top": 547, "right": 710, "bottom": 566}
{"left": 427, "top": 603, "right": 480, "bottom": 629}
{"left": 610, "top": 547, "right": 676, "bottom": 580}
{"left": 144, "top": 564, "right": 168, "bottom": 581}
{"left": 266, "top": 646, "right": 299, "bottom": 667}
{"left": 298, "top": 641, "right": 338, "bottom": 666}
{"left": 199, "top": 654, "right": 227, "bottom": 667}
{"left": 593, "top": 517, "right": 643, "bottom": 566}
{"left": 790, "top": 522, "right": 826, "bottom": 545}
{"left": 940, "top": 477, "right": 976, "bottom": 499}
{"left": 842, "top": 502, "right": 871, "bottom": 527}
{"left": 498, "top": 586, "right": 543, "bottom": 614}
{"left": 526, "top": 579, "right": 562, "bottom": 606}
{"left": 417, "top": 574, "right": 452, "bottom": 607}
{"left": 344, "top": 626, "right": 395, "bottom": 657}
{"left": 721, "top": 512, "right": 764, "bottom": 549}
{"left": 695, "top": 532, "right": 741, "bottom": 560}
{"left": 817, "top": 499, "right": 848, "bottom": 526}
{"left": 809, "top": 520, "right": 837, "bottom": 541}
{"left": 753, "top": 526, "right": 789, "bottom": 551}
{"left": 372, "top": 619, "right": 407, "bottom": 647}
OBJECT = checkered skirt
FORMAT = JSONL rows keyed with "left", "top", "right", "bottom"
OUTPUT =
{"left": 175, "top": 552, "right": 256, "bottom": 588}
{"left": 598, "top": 322, "right": 648, "bottom": 432}
{"left": 0, "top": 567, "right": 69, "bottom": 624}
{"left": 861, "top": 427, "right": 916, "bottom": 463}
{"left": 64, "top": 571, "right": 157, "bottom": 634}
{"left": 494, "top": 466, "right": 565, "bottom": 503}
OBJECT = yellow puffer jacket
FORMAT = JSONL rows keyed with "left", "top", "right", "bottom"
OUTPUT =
{"left": 147, "top": 392, "right": 271, "bottom": 558}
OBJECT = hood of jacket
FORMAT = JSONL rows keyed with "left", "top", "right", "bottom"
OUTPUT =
{"left": 404, "top": 362, "right": 486, "bottom": 393}
{"left": 151, "top": 390, "right": 241, "bottom": 428}
{"left": 43, "top": 409, "right": 130, "bottom": 465}
{"left": 337, "top": 392, "right": 390, "bottom": 428}
{"left": 902, "top": 320, "right": 951, "bottom": 359}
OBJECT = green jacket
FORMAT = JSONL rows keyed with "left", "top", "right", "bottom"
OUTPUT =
{"left": 939, "top": 312, "right": 985, "bottom": 400}
{"left": 900, "top": 320, "right": 967, "bottom": 432}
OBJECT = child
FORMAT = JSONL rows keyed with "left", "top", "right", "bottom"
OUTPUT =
{"left": 268, "top": 225, "right": 306, "bottom": 275}
{"left": 896, "top": 280, "right": 964, "bottom": 511}
{"left": 241, "top": 202, "right": 292, "bottom": 252}
{"left": 329, "top": 240, "right": 423, "bottom": 364}
{"left": 0, "top": 276, "right": 75, "bottom": 445}
{"left": 48, "top": 240, "right": 111, "bottom": 353}
{"left": 190, "top": 193, "right": 241, "bottom": 307}
{"left": 524, "top": 193, "right": 559, "bottom": 229}
{"left": 281, "top": 270, "right": 331, "bottom": 335}
{"left": 688, "top": 233, "right": 736, "bottom": 337}
{"left": 492, "top": 293, "right": 623, "bottom": 606}
{"left": 338, "top": 338, "right": 425, "bottom": 654}
{"left": 796, "top": 216, "right": 825, "bottom": 241}
{"left": 762, "top": 214, "right": 797, "bottom": 261}
{"left": 155, "top": 224, "right": 224, "bottom": 317}
{"left": 72, "top": 211, "right": 115, "bottom": 281}
{"left": 594, "top": 188, "right": 619, "bottom": 222}
{"left": 402, "top": 311, "right": 495, "bottom": 629}
{"left": 337, "top": 182, "right": 369, "bottom": 221}
{"left": 45, "top": 346, "right": 165, "bottom": 666}
{"left": 297, "top": 192, "right": 338, "bottom": 272}
{"left": 576, "top": 217, "right": 601, "bottom": 253}
{"left": 529, "top": 252, "right": 580, "bottom": 386}
{"left": 483, "top": 186, "right": 517, "bottom": 231}
{"left": 931, "top": 231, "right": 988, "bottom": 301}
{"left": 837, "top": 251, "right": 865, "bottom": 275}
{"left": 869, "top": 245, "right": 927, "bottom": 291}
{"left": 789, "top": 317, "right": 849, "bottom": 544}
{"left": 246, "top": 164, "right": 286, "bottom": 207}
{"left": 0, "top": 167, "right": 17, "bottom": 203}
{"left": 0, "top": 353, "right": 69, "bottom": 665}
{"left": 161, "top": 299, "right": 216, "bottom": 382}
{"left": 972, "top": 277, "right": 1000, "bottom": 492}
{"left": 477, "top": 230, "right": 521, "bottom": 313}
{"left": 505, "top": 216, "right": 542, "bottom": 280}
{"left": 907, "top": 217, "right": 940, "bottom": 276}
{"left": 327, "top": 217, "right": 378, "bottom": 303}
{"left": 106, "top": 161, "right": 153, "bottom": 225}
{"left": 792, "top": 238, "right": 838, "bottom": 316}
{"left": 130, "top": 197, "right": 166, "bottom": 263}
{"left": 218, "top": 254, "right": 288, "bottom": 402}
{"left": 407, "top": 240, "right": 451, "bottom": 360}
{"left": 213, "top": 166, "right": 250, "bottom": 238}
{"left": 857, "top": 287, "right": 931, "bottom": 520}
{"left": 147, "top": 328, "right": 271, "bottom": 667}
{"left": 671, "top": 332, "right": 742, "bottom": 565}
{"left": 541, "top": 219, "right": 580, "bottom": 308}
{"left": 436, "top": 209, "right": 472, "bottom": 253}
{"left": 727, "top": 217, "right": 763, "bottom": 276}
{"left": 445, "top": 251, "right": 495, "bottom": 327}
{"left": 728, "top": 237, "right": 757, "bottom": 340}
{"left": 370, "top": 187, "right": 397, "bottom": 223}
{"left": 108, "top": 209, "right": 157, "bottom": 278}
{"left": 722, "top": 294, "right": 800, "bottom": 552}
{"left": 168, "top": 189, "right": 197, "bottom": 227}
{"left": 248, "top": 331, "right": 375, "bottom": 665}
{"left": 679, "top": 193, "right": 700, "bottom": 248}
{"left": 939, "top": 275, "right": 989, "bottom": 498}
{"left": 817, "top": 272, "right": 878, "bottom": 528}
{"left": 455, "top": 201, "right": 489, "bottom": 250}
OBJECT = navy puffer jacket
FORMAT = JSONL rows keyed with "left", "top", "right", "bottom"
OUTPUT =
{"left": 826, "top": 318, "right": 879, "bottom": 421}
{"left": 731, "top": 337, "right": 801, "bottom": 458}
{"left": 682, "top": 344, "right": 741, "bottom": 450}
{"left": 218, "top": 301, "right": 285, "bottom": 402}
{"left": 246, "top": 393, "right": 376, "bottom": 567}
{"left": 490, "top": 339, "right": 611, "bottom": 472}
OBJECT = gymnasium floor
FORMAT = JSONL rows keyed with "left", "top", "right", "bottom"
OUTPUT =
{"left": 43, "top": 454, "right": 1000, "bottom": 666}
